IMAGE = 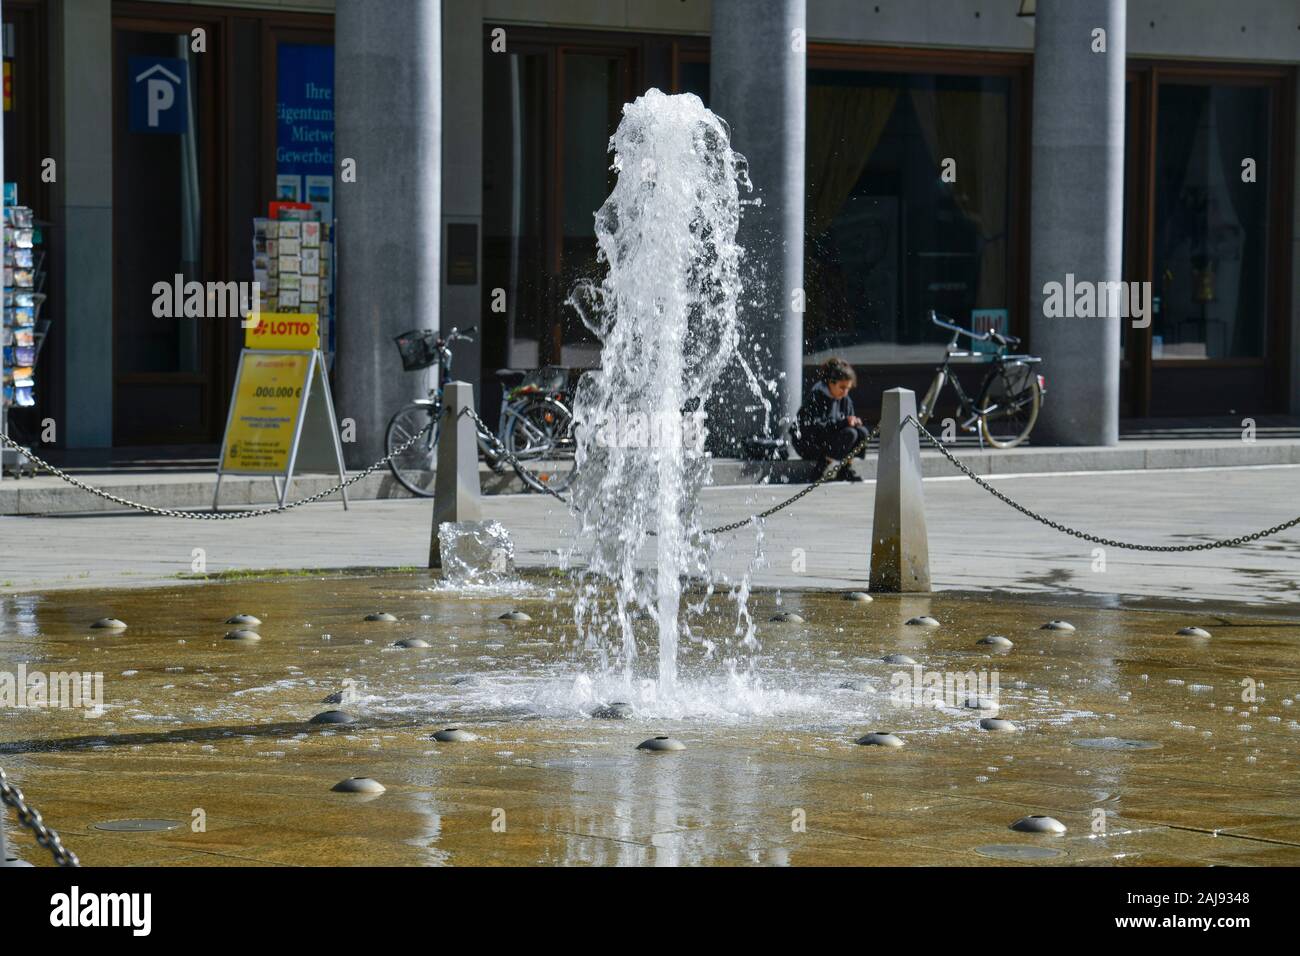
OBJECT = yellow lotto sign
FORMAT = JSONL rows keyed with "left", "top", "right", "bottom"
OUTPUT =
{"left": 244, "top": 312, "right": 320, "bottom": 350}
{"left": 221, "top": 352, "right": 313, "bottom": 473}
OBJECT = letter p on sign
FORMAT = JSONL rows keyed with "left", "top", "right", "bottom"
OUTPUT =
{"left": 147, "top": 77, "right": 175, "bottom": 126}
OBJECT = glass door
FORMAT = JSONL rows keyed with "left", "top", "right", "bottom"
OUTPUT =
{"left": 112, "top": 19, "right": 221, "bottom": 444}
{"left": 1152, "top": 83, "right": 1270, "bottom": 362}
{"left": 555, "top": 49, "right": 628, "bottom": 367}
{"left": 482, "top": 38, "right": 634, "bottom": 373}
{"left": 1123, "top": 65, "right": 1291, "bottom": 418}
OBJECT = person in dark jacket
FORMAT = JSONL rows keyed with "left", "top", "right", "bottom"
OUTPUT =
{"left": 792, "top": 358, "right": 870, "bottom": 482}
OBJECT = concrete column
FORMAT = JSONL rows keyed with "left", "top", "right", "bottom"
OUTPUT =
{"left": 52, "top": 0, "right": 114, "bottom": 449}
{"left": 335, "top": 0, "right": 442, "bottom": 467}
{"left": 869, "top": 388, "right": 931, "bottom": 593}
{"left": 1028, "top": 0, "right": 1125, "bottom": 445}
{"left": 441, "top": 0, "right": 483, "bottom": 398}
{"left": 710, "top": 0, "right": 806, "bottom": 442}
{"left": 429, "top": 380, "right": 482, "bottom": 568}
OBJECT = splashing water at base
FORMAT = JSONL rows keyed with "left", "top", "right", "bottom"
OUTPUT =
{"left": 436, "top": 520, "right": 519, "bottom": 589}
{"left": 567, "top": 89, "right": 751, "bottom": 700}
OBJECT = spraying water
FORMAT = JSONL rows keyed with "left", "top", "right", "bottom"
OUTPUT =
{"left": 568, "top": 89, "right": 751, "bottom": 699}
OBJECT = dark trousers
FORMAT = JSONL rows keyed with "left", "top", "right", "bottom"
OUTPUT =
{"left": 794, "top": 424, "right": 870, "bottom": 462}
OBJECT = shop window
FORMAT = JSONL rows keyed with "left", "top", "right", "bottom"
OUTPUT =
{"left": 805, "top": 70, "right": 1012, "bottom": 364}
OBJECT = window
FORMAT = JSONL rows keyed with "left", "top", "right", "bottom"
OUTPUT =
{"left": 805, "top": 69, "right": 1014, "bottom": 364}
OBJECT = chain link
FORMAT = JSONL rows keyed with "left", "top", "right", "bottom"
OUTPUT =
{"left": 0, "top": 767, "right": 80, "bottom": 867}
{"left": 0, "top": 422, "right": 433, "bottom": 520}
{"left": 905, "top": 415, "right": 1300, "bottom": 551}
{"left": 459, "top": 406, "right": 573, "bottom": 505}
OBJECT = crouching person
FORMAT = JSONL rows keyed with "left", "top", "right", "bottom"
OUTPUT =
{"left": 792, "top": 358, "right": 870, "bottom": 482}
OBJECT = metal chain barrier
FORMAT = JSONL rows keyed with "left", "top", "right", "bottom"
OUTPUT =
{"left": 459, "top": 406, "right": 573, "bottom": 505}
{"left": 695, "top": 428, "right": 877, "bottom": 535}
{"left": 905, "top": 415, "right": 1300, "bottom": 552}
{"left": 0, "top": 422, "right": 434, "bottom": 520}
{"left": 464, "top": 406, "right": 879, "bottom": 536}
{"left": 3, "top": 402, "right": 871, "bottom": 532}
{"left": 0, "top": 767, "right": 80, "bottom": 867}
{"left": 10, "top": 410, "right": 1293, "bottom": 552}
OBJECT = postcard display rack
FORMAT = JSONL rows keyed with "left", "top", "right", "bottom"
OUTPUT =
{"left": 252, "top": 210, "right": 333, "bottom": 343}
{"left": 1, "top": 189, "right": 48, "bottom": 475}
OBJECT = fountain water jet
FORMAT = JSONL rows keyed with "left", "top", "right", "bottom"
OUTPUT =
{"left": 568, "top": 89, "right": 751, "bottom": 698}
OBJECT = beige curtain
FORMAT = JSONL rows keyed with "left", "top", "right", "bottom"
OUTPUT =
{"left": 806, "top": 86, "right": 899, "bottom": 239}
{"left": 909, "top": 89, "right": 1008, "bottom": 308}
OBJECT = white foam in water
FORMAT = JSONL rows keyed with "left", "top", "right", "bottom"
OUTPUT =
{"left": 365, "top": 662, "right": 866, "bottom": 725}
{"left": 550, "top": 665, "right": 834, "bottom": 722}
{"left": 567, "top": 89, "right": 757, "bottom": 703}
{"left": 437, "top": 520, "right": 515, "bottom": 585}
{"left": 430, "top": 520, "right": 537, "bottom": 595}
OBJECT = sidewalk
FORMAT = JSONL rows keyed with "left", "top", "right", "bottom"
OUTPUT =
{"left": 3, "top": 436, "right": 1299, "bottom": 516}
{"left": 2, "top": 460, "right": 1298, "bottom": 610}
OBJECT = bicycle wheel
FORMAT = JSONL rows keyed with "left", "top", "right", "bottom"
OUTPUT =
{"left": 386, "top": 402, "right": 439, "bottom": 497}
{"left": 977, "top": 363, "right": 1041, "bottom": 448}
{"left": 501, "top": 396, "right": 577, "bottom": 493}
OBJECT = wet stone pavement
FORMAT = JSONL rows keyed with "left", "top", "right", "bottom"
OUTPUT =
{"left": 1, "top": 572, "right": 1298, "bottom": 866}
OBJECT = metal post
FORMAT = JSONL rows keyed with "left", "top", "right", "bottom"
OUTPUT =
{"left": 869, "top": 388, "right": 931, "bottom": 592}
{"left": 428, "top": 381, "right": 483, "bottom": 568}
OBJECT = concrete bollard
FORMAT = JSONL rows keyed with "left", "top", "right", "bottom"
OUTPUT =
{"left": 869, "top": 387, "right": 931, "bottom": 592}
{"left": 428, "top": 381, "right": 483, "bottom": 568}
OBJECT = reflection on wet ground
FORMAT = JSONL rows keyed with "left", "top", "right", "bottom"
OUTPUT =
{"left": 1, "top": 572, "right": 1297, "bottom": 866}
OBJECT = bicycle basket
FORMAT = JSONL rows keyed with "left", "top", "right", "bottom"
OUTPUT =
{"left": 521, "top": 366, "right": 569, "bottom": 394}
{"left": 394, "top": 329, "right": 440, "bottom": 371}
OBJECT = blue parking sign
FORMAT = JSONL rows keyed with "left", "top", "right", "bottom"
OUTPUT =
{"left": 129, "top": 56, "right": 189, "bottom": 134}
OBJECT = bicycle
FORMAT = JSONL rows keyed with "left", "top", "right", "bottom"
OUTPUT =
{"left": 384, "top": 326, "right": 578, "bottom": 497}
{"left": 917, "top": 310, "right": 1047, "bottom": 449}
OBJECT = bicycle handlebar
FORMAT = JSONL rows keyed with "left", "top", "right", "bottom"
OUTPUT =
{"left": 928, "top": 310, "right": 1020, "bottom": 348}
{"left": 929, "top": 310, "right": 991, "bottom": 342}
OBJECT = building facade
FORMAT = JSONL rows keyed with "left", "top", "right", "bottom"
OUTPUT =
{"left": 5, "top": 0, "right": 1299, "bottom": 458}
